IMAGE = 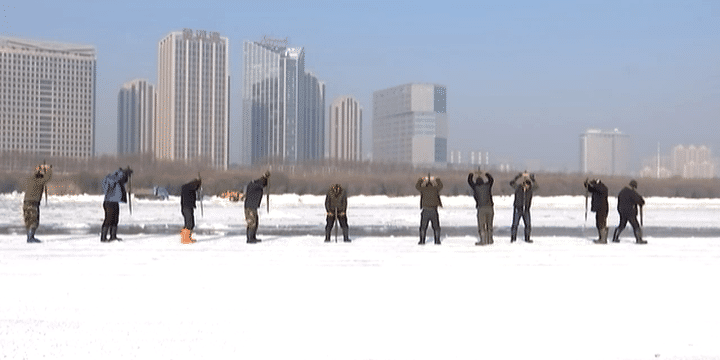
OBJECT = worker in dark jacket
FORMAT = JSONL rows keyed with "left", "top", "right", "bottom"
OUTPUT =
{"left": 325, "top": 183, "right": 350, "bottom": 243}
{"left": 468, "top": 171, "right": 494, "bottom": 245}
{"left": 244, "top": 171, "right": 270, "bottom": 244}
{"left": 612, "top": 180, "right": 647, "bottom": 244}
{"left": 23, "top": 163, "right": 52, "bottom": 243}
{"left": 100, "top": 167, "right": 132, "bottom": 242}
{"left": 510, "top": 172, "right": 536, "bottom": 243}
{"left": 584, "top": 178, "right": 609, "bottom": 244}
{"left": 416, "top": 175, "right": 443, "bottom": 245}
{"left": 180, "top": 178, "right": 202, "bottom": 244}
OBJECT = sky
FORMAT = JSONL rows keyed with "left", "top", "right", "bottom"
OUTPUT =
{"left": 2, "top": 0, "right": 719, "bottom": 172}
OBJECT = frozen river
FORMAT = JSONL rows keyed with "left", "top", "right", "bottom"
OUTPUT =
{"left": 1, "top": 193, "right": 720, "bottom": 359}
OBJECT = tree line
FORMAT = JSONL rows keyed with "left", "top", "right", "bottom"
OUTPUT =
{"left": 1, "top": 151, "right": 719, "bottom": 198}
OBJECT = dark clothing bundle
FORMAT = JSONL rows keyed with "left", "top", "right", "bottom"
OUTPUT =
{"left": 585, "top": 180, "right": 609, "bottom": 243}
{"left": 102, "top": 168, "right": 130, "bottom": 203}
{"left": 467, "top": 172, "right": 494, "bottom": 208}
{"left": 24, "top": 167, "right": 52, "bottom": 203}
{"left": 100, "top": 168, "right": 131, "bottom": 242}
{"left": 468, "top": 172, "right": 495, "bottom": 245}
{"left": 325, "top": 185, "right": 348, "bottom": 214}
{"left": 325, "top": 185, "right": 350, "bottom": 242}
{"left": 617, "top": 187, "right": 645, "bottom": 216}
{"left": 181, "top": 179, "right": 202, "bottom": 230}
{"left": 244, "top": 179, "right": 266, "bottom": 209}
{"left": 586, "top": 181, "right": 609, "bottom": 214}
{"left": 415, "top": 177, "right": 443, "bottom": 244}
{"left": 181, "top": 180, "right": 202, "bottom": 209}
{"left": 416, "top": 178, "right": 443, "bottom": 208}
{"left": 509, "top": 173, "right": 537, "bottom": 243}
{"left": 23, "top": 167, "right": 52, "bottom": 233}
{"left": 613, "top": 185, "right": 646, "bottom": 244}
{"left": 510, "top": 173, "right": 535, "bottom": 211}
{"left": 244, "top": 176, "right": 268, "bottom": 243}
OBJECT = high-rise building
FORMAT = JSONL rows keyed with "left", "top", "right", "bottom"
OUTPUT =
{"left": 156, "top": 29, "right": 229, "bottom": 169}
{"left": 372, "top": 83, "right": 447, "bottom": 166}
{"left": 328, "top": 96, "right": 362, "bottom": 162}
{"left": 242, "top": 38, "right": 325, "bottom": 165}
{"left": 117, "top": 79, "right": 155, "bottom": 155}
{"left": 0, "top": 36, "right": 96, "bottom": 158}
{"left": 579, "top": 128, "right": 630, "bottom": 176}
{"left": 672, "top": 145, "right": 715, "bottom": 178}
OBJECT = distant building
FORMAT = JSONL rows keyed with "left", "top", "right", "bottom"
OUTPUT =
{"left": 0, "top": 36, "right": 96, "bottom": 158}
{"left": 156, "top": 29, "right": 230, "bottom": 169}
{"left": 328, "top": 96, "right": 362, "bottom": 162}
{"left": 373, "top": 83, "right": 448, "bottom": 167}
{"left": 117, "top": 79, "right": 155, "bottom": 155}
{"left": 579, "top": 129, "right": 630, "bottom": 176}
{"left": 672, "top": 145, "right": 715, "bottom": 178}
{"left": 242, "top": 38, "right": 326, "bottom": 165}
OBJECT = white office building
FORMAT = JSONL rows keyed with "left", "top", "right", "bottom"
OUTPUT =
{"left": 156, "top": 29, "right": 229, "bottom": 169}
{"left": 117, "top": 79, "right": 155, "bottom": 155}
{"left": 328, "top": 95, "right": 362, "bottom": 162}
{"left": 242, "top": 38, "right": 325, "bottom": 165}
{"left": 579, "top": 128, "right": 630, "bottom": 176}
{"left": 0, "top": 36, "right": 96, "bottom": 158}
{"left": 372, "top": 83, "right": 448, "bottom": 166}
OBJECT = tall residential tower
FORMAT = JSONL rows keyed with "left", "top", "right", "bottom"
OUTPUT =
{"left": 373, "top": 83, "right": 447, "bottom": 166}
{"left": 156, "top": 29, "right": 229, "bottom": 169}
{"left": 0, "top": 36, "right": 96, "bottom": 158}
{"left": 328, "top": 96, "right": 362, "bottom": 162}
{"left": 117, "top": 79, "right": 155, "bottom": 155}
{"left": 242, "top": 38, "right": 325, "bottom": 165}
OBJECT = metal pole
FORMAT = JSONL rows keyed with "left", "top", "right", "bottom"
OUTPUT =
{"left": 128, "top": 167, "right": 133, "bottom": 215}
{"left": 198, "top": 172, "right": 204, "bottom": 217}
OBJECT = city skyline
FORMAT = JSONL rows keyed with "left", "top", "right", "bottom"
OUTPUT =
{"left": 2, "top": 0, "right": 718, "bottom": 173}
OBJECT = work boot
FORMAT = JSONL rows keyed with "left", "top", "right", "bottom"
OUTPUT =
{"left": 180, "top": 228, "right": 195, "bottom": 244}
{"left": 109, "top": 226, "right": 122, "bottom": 241}
{"left": 612, "top": 228, "right": 621, "bottom": 243}
{"left": 26, "top": 229, "right": 41, "bottom": 243}
{"left": 342, "top": 228, "right": 351, "bottom": 243}
{"left": 100, "top": 226, "right": 110, "bottom": 242}
{"left": 247, "top": 228, "right": 261, "bottom": 244}
{"left": 434, "top": 229, "right": 441, "bottom": 245}
{"left": 594, "top": 227, "right": 608, "bottom": 244}
{"left": 324, "top": 228, "right": 331, "bottom": 243}
{"left": 524, "top": 233, "right": 533, "bottom": 243}
{"left": 419, "top": 229, "right": 426, "bottom": 245}
{"left": 634, "top": 228, "right": 647, "bottom": 244}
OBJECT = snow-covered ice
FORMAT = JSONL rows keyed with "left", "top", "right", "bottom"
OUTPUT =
{"left": 1, "top": 193, "right": 720, "bottom": 359}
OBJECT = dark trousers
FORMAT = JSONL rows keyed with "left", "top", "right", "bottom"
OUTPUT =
{"left": 182, "top": 206, "right": 195, "bottom": 230}
{"left": 615, "top": 212, "right": 641, "bottom": 240}
{"left": 326, "top": 213, "right": 349, "bottom": 232}
{"left": 595, "top": 210, "right": 608, "bottom": 230}
{"left": 102, "top": 201, "right": 119, "bottom": 228}
{"left": 511, "top": 207, "right": 531, "bottom": 241}
{"left": 420, "top": 207, "right": 441, "bottom": 241}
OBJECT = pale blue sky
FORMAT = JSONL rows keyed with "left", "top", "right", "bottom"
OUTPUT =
{"left": 3, "top": 0, "right": 719, "bottom": 171}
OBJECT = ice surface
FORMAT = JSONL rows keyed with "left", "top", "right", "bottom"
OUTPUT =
{"left": 1, "top": 193, "right": 720, "bottom": 359}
